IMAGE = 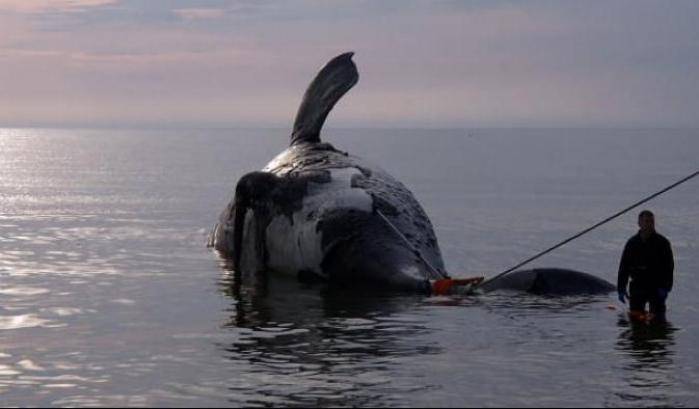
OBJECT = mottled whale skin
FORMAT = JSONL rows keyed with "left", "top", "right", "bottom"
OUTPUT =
{"left": 210, "top": 53, "right": 448, "bottom": 293}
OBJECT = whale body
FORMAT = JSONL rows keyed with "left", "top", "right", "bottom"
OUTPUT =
{"left": 209, "top": 52, "right": 616, "bottom": 297}
{"left": 210, "top": 53, "right": 448, "bottom": 293}
{"left": 479, "top": 268, "right": 616, "bottom": 295}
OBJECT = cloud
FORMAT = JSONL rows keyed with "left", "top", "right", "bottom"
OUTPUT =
{"left": 0, "top": 1, "right": 698, "bottom": 127}
{"left": 172, "top": 8, "right": 226, "bottom": 21}
{"left": 0, "top": 0, "right": 117, "bottom": 14}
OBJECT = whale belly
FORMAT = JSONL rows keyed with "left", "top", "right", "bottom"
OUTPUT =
{"left": 265, "top": 167, "right": 373, "bottom": 277}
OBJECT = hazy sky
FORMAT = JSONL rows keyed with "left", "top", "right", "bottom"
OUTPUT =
{"left": 1, "top": 0, "right": 698, "bottom": 128}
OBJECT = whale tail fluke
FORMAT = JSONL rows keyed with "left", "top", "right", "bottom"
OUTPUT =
{"left": 290, "top": 52, "right": 359, "bottom": 146}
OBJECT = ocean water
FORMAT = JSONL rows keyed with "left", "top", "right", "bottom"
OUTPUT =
{"left": 0, "top": 127, "right": 697, "bottom": 407}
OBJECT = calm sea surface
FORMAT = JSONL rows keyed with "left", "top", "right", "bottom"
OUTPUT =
{"left": 0, "top": 128, "right": 697, "bottom": 407}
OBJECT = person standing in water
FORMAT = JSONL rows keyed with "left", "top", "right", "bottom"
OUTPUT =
{"left": 618, "top": 210, "right": 675, "bottom": 319}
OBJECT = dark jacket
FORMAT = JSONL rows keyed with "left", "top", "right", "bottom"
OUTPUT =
{"left": 618, "top": 231, "right": 674, "bottom": 292}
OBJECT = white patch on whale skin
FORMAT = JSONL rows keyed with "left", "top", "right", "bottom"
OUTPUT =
{"left": 400, "top": 264, "right": 424, "bottom": 281}
{"left": 265, "top": 167, "right": 373, "bottom": 276}
{"left": 263, "top": 148, "right": 296, "bottom": 174}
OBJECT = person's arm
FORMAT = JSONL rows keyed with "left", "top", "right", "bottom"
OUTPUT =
{"left": 662, "top": 239, "right": 674, "bottom": 292}
{"left": 617, "top": 241, "right": 632, "bottom": 301}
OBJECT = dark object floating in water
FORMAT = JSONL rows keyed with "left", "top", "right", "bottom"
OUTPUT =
{"left": 478, "top": 268, "right": 616, "bottom": 295}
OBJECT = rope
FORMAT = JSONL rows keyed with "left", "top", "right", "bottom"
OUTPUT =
{"left": 477, "top": 169, "right": 699, "bottom": 288}
{"left": 376, "top": 210, "right": 443, "bottom": 280}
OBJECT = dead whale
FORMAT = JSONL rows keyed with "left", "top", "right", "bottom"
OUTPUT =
{"left": 209, "top": 52, "right": 616, "bottom": 297}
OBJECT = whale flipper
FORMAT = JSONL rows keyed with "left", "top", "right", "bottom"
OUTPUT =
{"left": 291, "top": 52, "right": 359, "bottom": 146}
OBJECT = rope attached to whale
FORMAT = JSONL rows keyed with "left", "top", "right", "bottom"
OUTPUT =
{"left": 379, "top": 169, "right": 698, "bottom": 296}
{"left": 376, "top": 210, "right": 484, "bottom": 295}
{"left": 476, "top": 169, "right": 699, "bottom": 290}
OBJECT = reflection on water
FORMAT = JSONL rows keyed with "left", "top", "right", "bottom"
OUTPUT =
{"left": 217, "top": 262, "right": 440, "bottom": 407}
{"left": 482, "top": 291, "right": 609, "bottom": 313}
{"left": 615, "top": 316, "right": 679, "bottom": 407}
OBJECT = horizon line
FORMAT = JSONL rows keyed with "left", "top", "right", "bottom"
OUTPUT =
{"left": 2, "top": 124, "right": 698, "bottom": 131}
